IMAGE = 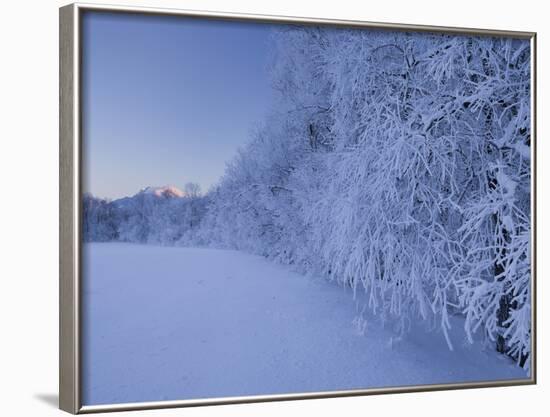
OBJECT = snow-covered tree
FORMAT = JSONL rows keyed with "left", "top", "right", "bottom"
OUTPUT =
{"left": 82, "top": 193, "right": 118, "bottom": 242}
{"left": 196, "top": 28, "right": 531, "bottom": 367}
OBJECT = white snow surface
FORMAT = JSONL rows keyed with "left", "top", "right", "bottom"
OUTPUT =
{"left": 82, "top": 243, "right": 525, "bottom": 405}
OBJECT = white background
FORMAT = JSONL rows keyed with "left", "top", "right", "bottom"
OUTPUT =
{"left": 0, "top": 0, "right": 546, "bottom": 416}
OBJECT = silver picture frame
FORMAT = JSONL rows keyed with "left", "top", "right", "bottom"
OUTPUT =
{"left": 59, "top": 2, "right": 537, "bottom": 414}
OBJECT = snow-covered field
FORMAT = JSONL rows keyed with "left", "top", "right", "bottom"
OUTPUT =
{"left": 82, "top": 243, "right": 525, "bottom": 405}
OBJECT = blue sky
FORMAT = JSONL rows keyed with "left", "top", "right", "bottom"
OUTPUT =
{"left": 82, "top": 12, "right": 277, "bottom": 199}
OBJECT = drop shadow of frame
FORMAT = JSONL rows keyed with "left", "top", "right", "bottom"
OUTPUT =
{"left": 34, "top": 393, "right": 58, "bottom": 409}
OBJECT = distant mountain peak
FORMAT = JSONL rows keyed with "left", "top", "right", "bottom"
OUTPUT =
{"left": 139, "top": 185, "right": 185, "bottom": 198}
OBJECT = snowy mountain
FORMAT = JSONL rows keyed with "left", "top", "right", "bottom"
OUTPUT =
{"left": 110, "top": 185, "right": 185, "bottom": 210}
{"left": 138, "top": 185, "right": 185, "bottom": 199}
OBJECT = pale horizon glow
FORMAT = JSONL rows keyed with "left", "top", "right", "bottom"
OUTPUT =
{"left": 82, "top": 12, "right": 277, "bottom": 199}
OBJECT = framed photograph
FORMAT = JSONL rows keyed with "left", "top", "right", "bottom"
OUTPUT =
{"left": 59, "top": 2, "right": 536, "bottom": 414}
